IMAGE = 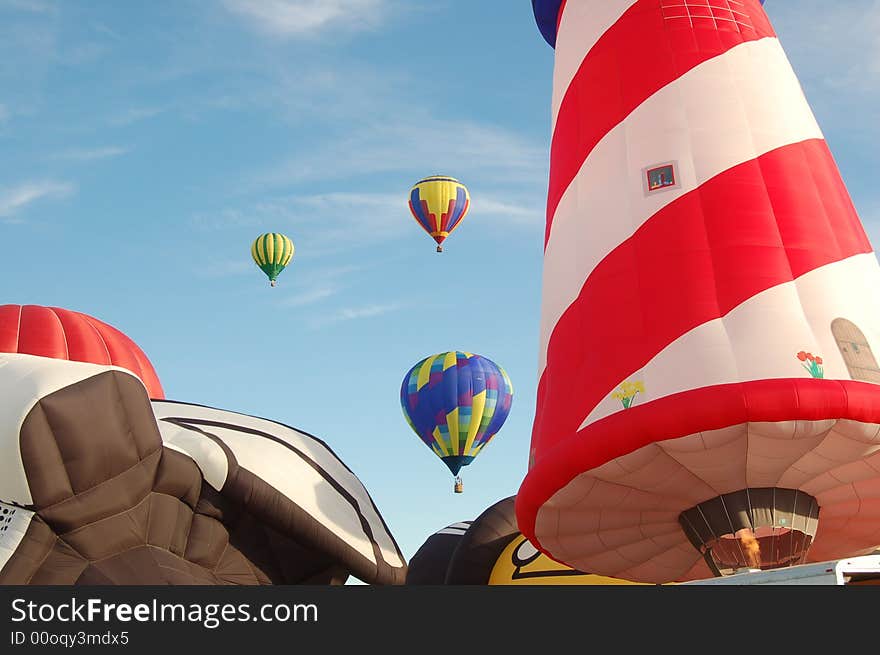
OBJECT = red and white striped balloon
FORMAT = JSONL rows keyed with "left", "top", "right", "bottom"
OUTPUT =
{"left": 518, "top": 0, "right": 880, "bottom": 583}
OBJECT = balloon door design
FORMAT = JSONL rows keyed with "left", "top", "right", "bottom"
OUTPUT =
{"left": 831, "top": 318, "right": 880, "bottom": 384}
{"left": 400, "top": 352, "right": 513, "bottom": 493}
{"left": 407, "top": 176, "right": 470, "bottom": 252}
{"left": 518, "top": 0, "right": 880, "bottom": 583}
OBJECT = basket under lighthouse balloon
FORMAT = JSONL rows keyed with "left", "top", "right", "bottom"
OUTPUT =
{"left": 518, "top": 0, "right": 880, "bottom": 583}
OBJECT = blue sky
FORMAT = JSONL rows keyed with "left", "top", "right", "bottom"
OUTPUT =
{"left": 1, "top": 0, "right": 879, "bottom": 575}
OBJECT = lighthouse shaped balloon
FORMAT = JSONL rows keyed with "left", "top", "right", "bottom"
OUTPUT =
{"left": 517, "top": 0, "right": 880, "bottom": 583}
{"left": 401, "top": 352, "right": 513, "bottom": 493}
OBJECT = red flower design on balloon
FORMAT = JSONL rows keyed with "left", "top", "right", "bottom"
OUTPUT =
{"left": 797, "top": 351, "right": 824, "bottom": 378}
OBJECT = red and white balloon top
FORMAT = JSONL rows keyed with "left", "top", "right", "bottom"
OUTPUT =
{"left": 0, "top": 304, "right": 165, "bottom": 399}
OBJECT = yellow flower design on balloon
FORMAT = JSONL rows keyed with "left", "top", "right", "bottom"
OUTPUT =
{"left": 612, "top": 380, "right": 645, "bottom": 409}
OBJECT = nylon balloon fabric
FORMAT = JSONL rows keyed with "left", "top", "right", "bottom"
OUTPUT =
{"left": 0, "top": 354, "right": 407, "bottom": 585}
{"left": 0, "top": 304, "right": 164, "bottom": 399}
{"left": 400, "top": 352, "right": 513, "bottom": 477}
{"left": 518, "top": 0, "right": 880, "bottom": 584}
{"left": 532, "top": 0, "right": 767, "bottom": 48}
{"left": 251, "top": 232, "right": 294, "bottom": 286}
{"left": 407, "top": 176, "right": 470, "bottom": 252}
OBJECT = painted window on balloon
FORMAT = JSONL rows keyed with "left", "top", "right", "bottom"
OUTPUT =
{"left": 647, "top": 165, "right": 675, "bottom": 191}
{"left": 643, "top": 162, "right": 680, "bottom": 195}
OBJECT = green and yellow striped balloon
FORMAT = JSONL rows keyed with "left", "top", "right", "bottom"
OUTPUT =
{"left": 251, "top": 232, "right": 294, "bottom": 287}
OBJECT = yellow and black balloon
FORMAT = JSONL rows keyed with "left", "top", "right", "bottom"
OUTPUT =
{"left": 407, "top": 175, "right": 470, "bottom": 252}
{"left": 406, "top": 496, "right": 651, "bottom": 585}
{"left": 251, "top": 232, "right": 294, "bottom": 287}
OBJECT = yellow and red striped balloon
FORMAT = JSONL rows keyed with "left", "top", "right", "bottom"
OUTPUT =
{"left": 407, "top": 176, "right": 470, "bottom": 252}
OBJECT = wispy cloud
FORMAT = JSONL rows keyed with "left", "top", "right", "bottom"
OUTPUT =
{"left": 184, "top": 59, "right": 414, "bottom": 129}
{"left": 51, "top": 145, "right": 128, "bottom": 162}
{"left": 281, "top": 284, "right": 339, "bottom": 307}
{"left": 191, "top": 208, "right": 264, "bottom": 231}
{"left": 195, "top": 259, "right": 253, "bottom": 279}
{"left": 60, "top": 41, "right": 109, "bottom": 67}
{"left": 0, "top": 180, "right": 74, "bottom": 220}
{"left": 91, "top": 22, "right": 123, "bottom": 41}
{"left": 276, "top": 264, "right": 364, "bottom": 306}
{"left": 193, "top": 192, "right": 400, "bottom": 231}
{"left": 477, "top": 195, "right": 543, "bottom": 226}
{"left": 251, "top": 118, "right": 547, "bottom": 190}
{"left": 0, "top": 0, "right": 56, "bottom": 13}
{"left": 769, "top": 2, "right": 880, "bottom": 109}
{"left": 309, "top": 301, "right": 401, "bottom": 328}
{"left": 298, "top": 264, "right": 361, "bottom": 281}
{"left": 179, "top": 8, "right": 546, "bottom": 253}
{"left": 191, "top": 191, "right": 406, "bottom": 256}
{"left": 221, "top": 0, "right": 388, "bottom": 38}
{"left": 286, "top": 192, "right": 402, "bottom": 251}
{"left": 194, "top": 185, "right": 542, "bottom": 258}
{"left": 294, "top": 192, "right": 403, "bottom": 240}
{"left": 0, "top": 103, "right": 8, "bottom": 123}
{"left": 109, "top": 106, "right": 164, "bottom": 126}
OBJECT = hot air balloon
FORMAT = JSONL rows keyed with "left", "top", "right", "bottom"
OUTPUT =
{"left": 518, "top": 0, "right": 880, "bottom": 583}
{"left": 407, "top": 175, "right": 470, "bottom": 252}
{"left": 407, "top": 496, "right": 647, "bottom": 585}
{"left": 0, "top": 304, "right": 164, "bottom": 398}
{"left": 0, "top": 305, "right": 407, "bottom": 585}
{"left": 251, "top": 232, "right": 294, "bottom": 286}
{"left": 405, "top": 520, "right": 472, "bottom": 584}
{"left": 400, "top": 351, "right": 513, "bottom": 493}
